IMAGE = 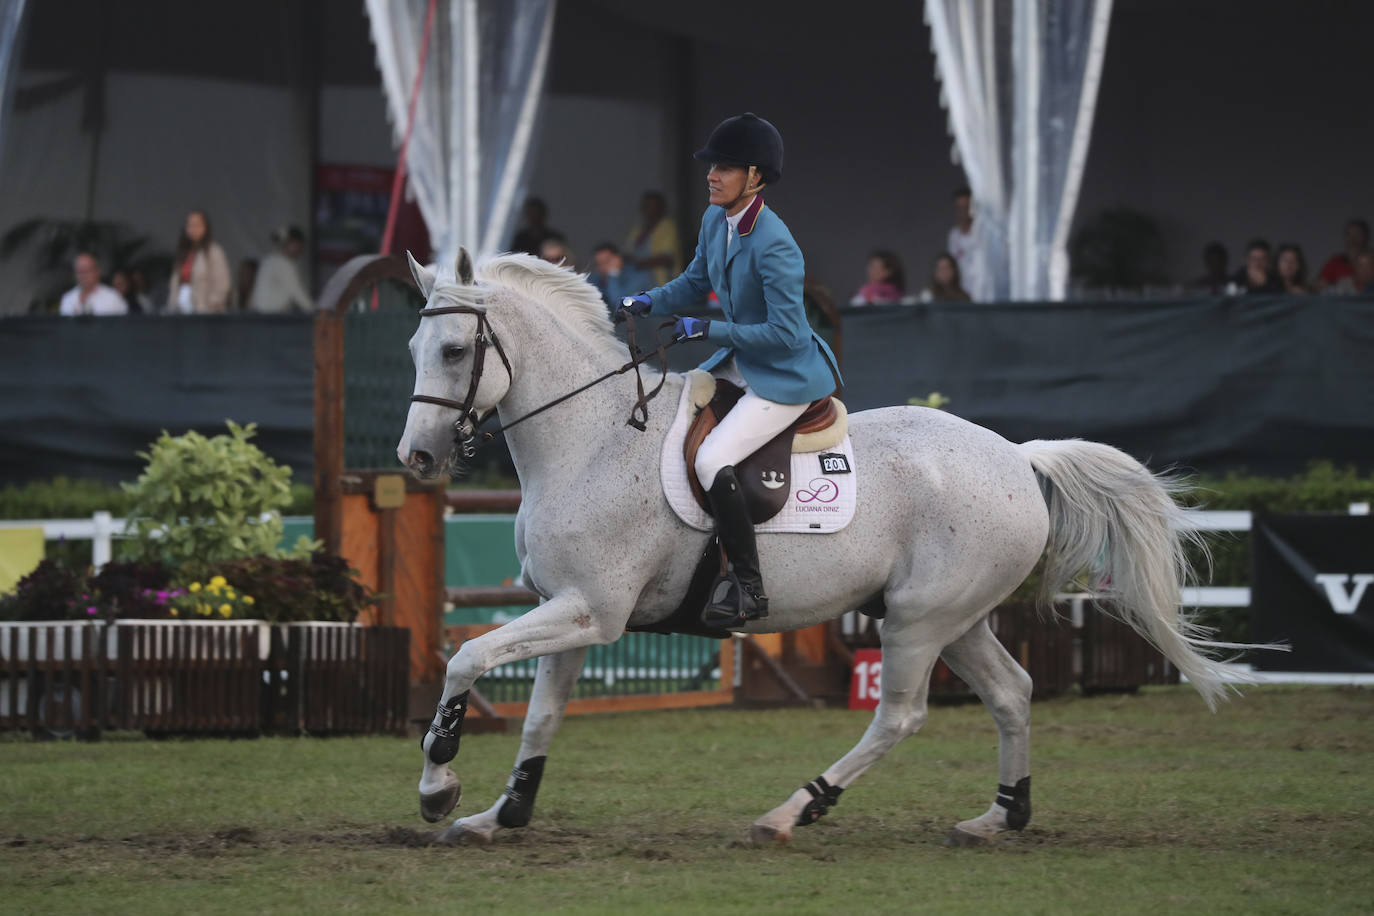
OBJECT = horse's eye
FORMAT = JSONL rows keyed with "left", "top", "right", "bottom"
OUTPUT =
{"left": 442, "top": 344, "right": 464, "bottom": 361}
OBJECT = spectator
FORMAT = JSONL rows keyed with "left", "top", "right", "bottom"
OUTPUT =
{"left": 920, "top": 252, "right": 972, "bottom": 303}
{"left": 849, "top": 250, "right": 906, "bottom": 306}
{"left": 109, "top": 267, "right": 145, "bottom": 314}
{"left": 1355, "top": 250, "right": 1374, "bottom": 294}
{"left": 1230, "top": 239, "right": 1281, "bottom": 295}
{"left": 539, "top": 234, "right": 574, "bottom": 269}
{"left": 625, "top": 190, "right": 681, "bottom": 287}
{"left": 128, "top": 268, "right": 155, "bottom": 313}
{"left": 249, "top": 226, "right": 313, "bottom": 313}
{"left": 587, "top": 242, "right": 649, "bottom": 310}
{"left": 1274, "top": 243, "right": 1308, "bottom": 294}
{"left": 1314, "top": 218, "right": 1370, "bottom": 293}
{"left": 234, "top": 259, "right": 259, "bottom": 312}
{"left": 947, "top": 186, "right": 985, "bottom": 301}
{"left": 1191, "top": 241, "right": 1229, "bottom": 294}
{"left": 59, "top": 252, "right": 128, "bottom": 316}
{"left": 510, "top": 197, "right": 560, "bottom": 257}
{"left": 168, "top": 209, "right": 230, "bottom": 313}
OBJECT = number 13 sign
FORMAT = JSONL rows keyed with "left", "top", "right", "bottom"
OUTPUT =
{"left": 848, "top": 648, "right": 882, "bottom": 710}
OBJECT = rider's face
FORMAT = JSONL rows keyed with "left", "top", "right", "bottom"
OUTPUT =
{"left": 707, "top": 163, "right": 752, "bottom": 210}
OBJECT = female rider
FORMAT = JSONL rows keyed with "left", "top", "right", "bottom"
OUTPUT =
{"left": 620, "top": 112, "right": 841, "bottom": 629}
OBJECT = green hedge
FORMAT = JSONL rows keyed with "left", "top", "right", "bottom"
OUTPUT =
{"left": 0, "top": 477, "right": 314, "bottom": 520}
{"left": 1186, "top": 462, "right": 1374, "bottom": 586}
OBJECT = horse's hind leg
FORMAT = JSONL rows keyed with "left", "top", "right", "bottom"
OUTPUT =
{"left": 749, "top": 622, "right": 942, "bottom": 846}
{"left": 939, "top": 619, "right": 1033, "bottom": 845}
{"left": 439, "top": 645, "right": 588, "bottom": 845}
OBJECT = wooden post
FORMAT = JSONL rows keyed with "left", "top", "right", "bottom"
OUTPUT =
{"left": 312, "top": 253, "right": 423, "bottom": 558}
{"left": 313, "top": 312, "right": 345, "bottom": 555}
{"left": 377, "top": 507, "right": 398, "bottom": 627}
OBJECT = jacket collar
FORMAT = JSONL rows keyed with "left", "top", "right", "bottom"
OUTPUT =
{"left": 731, "top": 194, "right": 765, "bottom": 237}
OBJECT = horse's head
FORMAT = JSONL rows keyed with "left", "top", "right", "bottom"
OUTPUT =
{"left": 398, "top": 247, "right": 514, "bottom": 478}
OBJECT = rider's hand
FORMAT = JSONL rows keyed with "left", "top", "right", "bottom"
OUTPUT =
{"left": 619, "top": 293, "right": 652, "bottom": 318}
{"left": 673, "top": 316, "right": 710, "bottom": 341}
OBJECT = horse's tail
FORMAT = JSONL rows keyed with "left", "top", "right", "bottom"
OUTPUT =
{"left": 1018, "top": 438, "right": 1264, "bottom": 711}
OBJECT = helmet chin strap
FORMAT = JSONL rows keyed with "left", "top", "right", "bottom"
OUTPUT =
{"left": 723, "top": 166, "right": 766, "bottom": 213}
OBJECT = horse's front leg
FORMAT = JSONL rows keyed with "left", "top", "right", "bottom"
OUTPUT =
{"left": 418, "top": 592, "right": 616, "bottom": 822}
{"left": 440, "top": 645, "right": 589, "bottom": 844}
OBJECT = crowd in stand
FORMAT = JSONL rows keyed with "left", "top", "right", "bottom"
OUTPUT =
{"left": 506, "top": 190, "right": 683, "bottom": 311}
{"left": 58, "top": 209, "right": 314, "bottom": 317}
{"left": 1191, "top": 220, "right": 1374, "bottom": 297}
{"left": 56, "top": 191, "right": 1372, "bottom": 318}
{"left": 844, "top": 188, "right": 1373, "bottom": 306}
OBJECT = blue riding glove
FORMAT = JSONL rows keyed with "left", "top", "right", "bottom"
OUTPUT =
{"left": 673, "top": 316, "right": 710, "bottom": 341}
{"left": 619, "top": 293, "right": 652, "bottom": 317}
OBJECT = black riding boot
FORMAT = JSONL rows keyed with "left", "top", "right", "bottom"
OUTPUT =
{"left": 701, "top": 466, "right": 769, "bottom": 629}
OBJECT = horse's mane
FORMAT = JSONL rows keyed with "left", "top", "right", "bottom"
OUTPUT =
{"left": 453, "top": 252, "right": 628, "bottom": 363}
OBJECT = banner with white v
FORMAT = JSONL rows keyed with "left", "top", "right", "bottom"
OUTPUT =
{"left": 1253, "top": 514, "right": 1374, "bottom": 672}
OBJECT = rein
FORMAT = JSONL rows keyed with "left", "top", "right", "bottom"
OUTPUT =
{"left": 410, "top": 304, "right": 681, "bottom": 457}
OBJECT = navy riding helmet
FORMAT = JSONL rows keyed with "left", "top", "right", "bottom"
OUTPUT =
{"left": 693, "top": 112, "right": 784, "bottom": 186}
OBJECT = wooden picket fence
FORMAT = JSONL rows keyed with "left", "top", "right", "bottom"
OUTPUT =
{"left": 0, "top": 621, "right": 410, "bottom": 738}
{"left": 849, "top": 599, "right": 1176, "bottom": 700}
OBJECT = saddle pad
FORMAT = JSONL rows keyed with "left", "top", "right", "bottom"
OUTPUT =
{"left": 660, "top": 378, "right": 858, "bottom": 534}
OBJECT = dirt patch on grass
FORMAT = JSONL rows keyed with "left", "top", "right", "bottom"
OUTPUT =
{"left": 9, "top": 807, "right": 1368, "bottom": 862}
{"left": 0, "top": 826, "right": 446, "bottom": 857}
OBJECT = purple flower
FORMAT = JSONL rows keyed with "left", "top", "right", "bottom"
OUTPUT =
{"left": 86, "top": 606, "right": 98, "bottom": 616}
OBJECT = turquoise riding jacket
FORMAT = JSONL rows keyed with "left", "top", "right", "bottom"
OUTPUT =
{"left": 645, "top": 196, "right": 841, "bottom": 404}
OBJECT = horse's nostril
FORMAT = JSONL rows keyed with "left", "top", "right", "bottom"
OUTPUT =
{"left": 409, "top": 449, "right": 435, "bottom": 472}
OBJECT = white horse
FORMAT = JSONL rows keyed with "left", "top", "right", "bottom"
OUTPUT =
{"left": 397, "top": 249, "right": 1244, "bottom": 847}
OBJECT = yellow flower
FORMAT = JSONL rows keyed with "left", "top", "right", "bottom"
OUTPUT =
{"left": 225, "top": 589, "right": 236, "bottom": 599}
{"left": 189, "top": 582, "right": 202, "bottom": 593}
{"left": 210, "top": 575, "right": 227, "bottom": 588}
{"left": 219, "top": 604, "right": 232, "bottom": 618}
{"left": 169, "top": 607, "right": 179, "bottom": 617}
{"left": 207, "top": 584, "right": 221, "bottom": 595}
{"left": 197, "top": 603, "right": 210, "bottom": 616}
{"left": 243, "top": 595, "right": 255, "bottom": 605}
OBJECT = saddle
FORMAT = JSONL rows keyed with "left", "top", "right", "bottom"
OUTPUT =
{"left": 682, "top": 370, "right": 848, "bottom": 524}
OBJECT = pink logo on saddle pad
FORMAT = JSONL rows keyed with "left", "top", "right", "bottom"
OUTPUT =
{"left": 796, "top": 478, "right": 839, "bottom": 504}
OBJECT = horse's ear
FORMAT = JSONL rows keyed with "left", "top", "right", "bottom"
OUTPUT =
{"left": 407, "top": 251, "right": 436, "bottom": 299}
{"left": 455, "top": 247, "right": 475, "bottom": 286}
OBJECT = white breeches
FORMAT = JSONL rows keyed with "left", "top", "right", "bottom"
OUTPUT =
{"left": 694, "top": 364, "right": 808, "bottom": 490}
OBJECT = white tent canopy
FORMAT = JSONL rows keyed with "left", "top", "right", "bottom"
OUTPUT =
{"left": 926, "top": 0, "right": 1112, "bottom": 300}
{"left": 367, "top": 0, "right": 557, "bottom": 269}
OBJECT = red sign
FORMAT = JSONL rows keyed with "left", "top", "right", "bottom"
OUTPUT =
{"left": 848, "top": 648, "right": 882, "bottom": 710}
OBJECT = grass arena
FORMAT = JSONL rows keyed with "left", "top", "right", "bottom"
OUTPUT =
{"left": 5, "top": 4, "right": 1374, "bottom": 915}
{"left": 3, "top": 686, "right": 1371, "bottom": 914}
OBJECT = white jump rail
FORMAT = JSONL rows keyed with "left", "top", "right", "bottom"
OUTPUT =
{"left": 844, "top": 506, "right": 1367, "bottom": 634}
{"left": 0, "top": 512, "right": 297, "bottom": 573}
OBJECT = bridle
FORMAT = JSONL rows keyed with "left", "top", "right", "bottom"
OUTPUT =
{"left": 409, "top": 303, "right": 681, "bottom": 459}
{"left": 409, "top": 304, "right": 513, "bottom": 459}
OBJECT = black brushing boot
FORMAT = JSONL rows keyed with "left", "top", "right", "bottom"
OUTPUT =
{"left": 701, "top": 466, "right": 769, "bottom": 629}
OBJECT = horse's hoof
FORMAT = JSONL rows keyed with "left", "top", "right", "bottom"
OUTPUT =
{"left": 439, "top": 820, "right": 493, "bottom": 846}
{"left": 419, "top": 770, "right": 462, "bottom": 823}
{"left": 749, "top": 823, "right": 792, "bottom": 846}
{"left": 945, "top": 825, "right": 997, "bottom": 848}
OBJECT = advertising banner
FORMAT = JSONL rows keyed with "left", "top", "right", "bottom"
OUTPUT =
{"left": 1251, "top": 514, "right": 1374, "bottom": 672}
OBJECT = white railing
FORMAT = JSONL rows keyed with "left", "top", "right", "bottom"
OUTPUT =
{"left": 0, "top": 512, "right": 303, "bottom": 573}
{"left": 0, "top": 511, "right": 121, "bottom": 569}
{"left": 6, "top": 506, "right": 1367, "bottom": 592}
{"left": 842, "top": 508, "right": 1272, "bottom": 638}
